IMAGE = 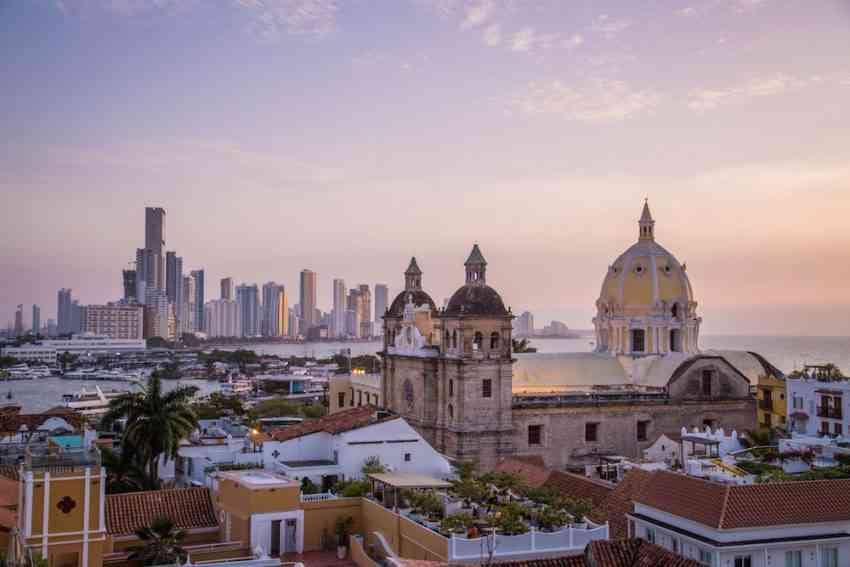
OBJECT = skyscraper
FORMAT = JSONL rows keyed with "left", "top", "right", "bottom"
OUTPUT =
{"left": 135, "top": 248, "right": 160, "bottom": 303}
{"left": 346, "top": 288, "right": 363, "bottom": 338}
{"left": 358, "top": 284, "right": 372, "bottom": 338}
{"left": 31, "top": 304, "right": 40, "bottom": 335}
{"left": 220, "top": 277, "right": 234, "bottom": 301}
{"left": 57, "top": 288, "right": 73, "bottom": 334}
{"left": 191, "top": 269, "right": 205, "bottom": 331}
{"left": 261, "top": 282, "right": 283, "bottom": 337}
{"left": 122, "top": 268, "right": 137, "bottom": 302}
{"left": 299, "top": 269, "right": 317, "bottom": 330}
{"left": 166, "top": 252, "right": 184, "bottom": 334}
{"left": 14, "top": 305, "right": 24, "bottom": 337}
{"left": 236, "top": 284, "right": 260, "bottom": 337}
{"left": 145, "top": 207, "right": 166, "bottom": 290}
{"left": 204, "top": 299, "right": 240, "bottom": 338}
{"left": 332, "top": 278, "right": 346, "bottom": 338}
{"left": 374, "top": 284, "right": 389, "bottom": 334}
{"left": 182, "top": 275, "right": 196, "bottom": 331}
{"left": 144, "top": 287, "right": 172, "bottom": 340}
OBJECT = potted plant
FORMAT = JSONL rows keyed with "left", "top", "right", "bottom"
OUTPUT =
{"left": 335, "top": 516, "right": 354, "bottom": 559}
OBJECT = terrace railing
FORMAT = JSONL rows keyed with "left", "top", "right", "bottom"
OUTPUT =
{"left": 300, "top": 492, "right": 337, "bottom": 503}
{"left": 448, "top": 522, "right": 609, "bottom": 561}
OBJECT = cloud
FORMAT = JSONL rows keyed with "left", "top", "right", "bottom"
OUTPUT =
{"left": 562, "top": 34, "right": 583, "bottom": 49}
{"left": 507, "top": 27, "right": 564, "bottom": 52}
{"left": 510, "top": 27, "right": 534, "bottom": 51}
{"left": 483, "top": 23, "right": 501, "bottom": 46}
{"left": 688, "top": 74, "right": 808, "bottom": 111}
{"left": 54, "top": 0, "right": 197, "bottom": 16}
{"left": 460, "top": 0, "right": 494, "bottom": 29}
{"left": 233, "top": 0, "right": 337, "bottom": 40}
{"left": 591, "top": 14, "right": 631, "bottom": 38}
{"left": 506, "top": 79, "right": 661, "bottom": 123}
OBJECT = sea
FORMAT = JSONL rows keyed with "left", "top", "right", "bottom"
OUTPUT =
{"left": 4, "top": 335, "right": 849, "bottom": 413}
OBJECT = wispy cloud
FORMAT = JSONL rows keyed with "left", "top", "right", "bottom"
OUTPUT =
{"left": 507, "top": 27, "right": 567, "bottom": 52}
{"left": 506, "top": 79, "right": 661, "bottom": 123}
{"left": 688, "top": 74, "right": 808, "bottom": 111}
{"left": 460, "top": 0, "right": 494, "bottom": 29}
{"left": 233, "top": 0, "right": 337, "bottom": 41}
{"left": 54, "top": 0, "right": 197, "bottom": 16}
{"left": 483, "top": 23, "right": 501, "bottom": 46}
{"left": 510, "top": 27, "right": 534, "bottom": 51}
{"left": 591, "top": 14, "right": 631, "bottom": 38}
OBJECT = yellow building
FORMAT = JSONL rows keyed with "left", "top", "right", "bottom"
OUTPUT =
{"left": 329, "top": 372, "right": 382, "bottom": 414}
{"left": 757, "top": 372, "right": 787, "bottom": 430}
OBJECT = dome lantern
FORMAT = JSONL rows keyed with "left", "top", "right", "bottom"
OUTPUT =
{"left": 404, "top": 257, "right": 423, "bottom": 291}
{"left": 639, "top": 199, "right": 655, "bottom": 241}
{"left": 464, "top": 244, "right": 487, "bottom": 285}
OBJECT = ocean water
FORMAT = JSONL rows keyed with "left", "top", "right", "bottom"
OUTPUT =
{"left": 5, "top": 335, "right": 848, "bottom": 413}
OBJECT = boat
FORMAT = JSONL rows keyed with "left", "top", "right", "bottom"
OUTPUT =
{"left": 220, "top": 377, "right": 254, "bottom": 397}
{"left": 62, "top": 385, "right": 127, "bottom": 420}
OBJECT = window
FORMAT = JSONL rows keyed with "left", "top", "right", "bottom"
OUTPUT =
{"left": 445, "top": 330, "right": 450, "bottom": 346}
{"left": 637, "top": 420, "right": 649, "bottom": 442}
{"left": 669, "top": 329, "right": 681, "bottom": 352}
{"left": 631, "top": 329, "right": 645, "bottom": 353}
{"left": 834, "top": 422, "right": 842, "bottom": 435}
{"left": 822, "top": 547, "right": 838, "bottom": 567}
{"left": 482, "top": 379, "right": 492, "bottom": 398}
{"left": 528, "top": 424, "right": 542, "bottom": 446}
{"left": 448, "top": 404, "right": 453, "bottom": 420}
{"left": 671, "top": 537, "right": 679, "bottom": 554}
{"left": 349, "top": 387, "right": 355, "bottom": 406}
{"left": 701, "top": 370, "right": 713, "bottom": 396}
{"left": 585, "top": 422, "right": 599, "bottom": 442}
{"left": 698, "top": 550, "right": 713, "bottom": 566}
{"left": 645, "top": 527, "right": 656, "bottom": 544}
{"left": 449, "top": 379, "right": 454, "bottom": 397}
{"left": 452, "top": 330, "right": 457, "bottom": 349}
{"left": 338, "top": 392, "right": 345, "bottom": 409}
{"left": 404, "top": 453, "right": 411, "bottom": 462}
{"left": 785, "top": 550, "right": 802, "bottom": 567}
{"left": 734, "top": 556, "right": 752, "bottom": 567}
{"left": 473, "top": 332, "right": 483, "bottom": 351}
{"left": 358, "top": 390, "right": 363, "bottom": 406}
{"left": 490, "top": 332, "right": 500, "bottom": 349}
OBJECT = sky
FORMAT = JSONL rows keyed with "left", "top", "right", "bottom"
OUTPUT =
{"left": 2, "top": 0, "right": 850, "bottom": 335}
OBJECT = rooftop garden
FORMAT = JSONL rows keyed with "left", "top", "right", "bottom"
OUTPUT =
{"left": 735, "top": 447, "right": 850, "bottom": 482}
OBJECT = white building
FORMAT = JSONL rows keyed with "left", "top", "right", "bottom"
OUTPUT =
{"left": 84, "top": 303, "right": 144, "bottom": 339}
{"left": 261, "top": 407, "right": 452, "bottom": 491}
{"left": 204, "top": 299, "right": 241, "bottom": 338}
{"left": 629, "top": 470, "right": 850, "bottom": 567}
{"left": 1, "top": 345, "right": 57, "bottom": 364}
{"left": 4, "top": 334, "right": 146, "bottom": 361}
{"left": 787, "top": 376, "right": 849, "bottom": 438}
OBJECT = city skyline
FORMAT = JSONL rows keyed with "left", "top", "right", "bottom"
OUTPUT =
{"left": 2, "top": 1, "right": 850, "bottom": 335}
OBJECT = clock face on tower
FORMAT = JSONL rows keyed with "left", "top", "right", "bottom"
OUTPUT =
{"left": 403, "top": 379, "right": 414, "bottom": 410}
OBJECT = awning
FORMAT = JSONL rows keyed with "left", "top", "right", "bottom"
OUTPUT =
{"left": 367, "top": 473, "right": 451, "bottom": 490}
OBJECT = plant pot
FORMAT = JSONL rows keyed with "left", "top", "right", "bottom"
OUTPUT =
{"left": 337, "top": 546, "right": 347, "bottom": 560}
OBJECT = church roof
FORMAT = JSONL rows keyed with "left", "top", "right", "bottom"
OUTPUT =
{"left": 387, "top": 289, "right": 437, "bottom": 318}
{"left": 443, "top": 283, "right": 508, "bottom": 317}
{"left": 464, "top": 244, "right": 487, "bottom": 266}
{"left": 405, "top": 256, "right": 422, "bottom": 275}
{"left": 640, "top": 200, "right": 653, "bottom": 222}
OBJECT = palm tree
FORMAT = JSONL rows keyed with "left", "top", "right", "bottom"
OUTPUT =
{"left": 100, "top": 446, "right": 152, "bottom": 494}
{"left": 129, "top": 516, "right": 187, "bottom": 566}
{"left": 101, "top": 375, "right": 199, "bottom": 487}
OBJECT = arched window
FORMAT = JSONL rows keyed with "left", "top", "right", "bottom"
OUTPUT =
{"left": 631, "top": 329, "right": 646, "bottom": 353}
{"left": 490, "top": 332, "right": 500, "bottom": 350}
{"left": 445, "top": 330, "right": 450, "bottom": 345}
{"left": 449, "top": 379, "right": 454, "bottom": 397}
{"left": 452, "top": 330, "right": 458, "bottom": 349}
{"left": 670, "top": 329, "right": 681, "bottom": 352}
{"left": 448, "top": 404, "right": 454, "bottom": 420}
{"left": 473, "top": 332, "right": 483, "bottom": 351}
{"left": 671, "top": 303, "right": 679, "bottom": 319}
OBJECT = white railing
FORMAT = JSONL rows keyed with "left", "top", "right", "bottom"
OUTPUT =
{"left": 448, "top": 523, "right": 609, "bottom": 561}
{"left": 300, "top": 492, "right": 337, "bottom": 503}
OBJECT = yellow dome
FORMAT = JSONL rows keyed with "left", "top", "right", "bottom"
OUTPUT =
{"left": 597, "top": 202, "right": 695, "bottom": 318}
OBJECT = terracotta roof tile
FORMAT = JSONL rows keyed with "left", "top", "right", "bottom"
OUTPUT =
{"left": 602, "top": 469, "right": 655, "bottom": 539}
{"left": 543, "top": 471, "right": 613, "bottom": 511}
{"left": 495, "top": 458, "right": 552, "bottom": 488}
{"left": 499, "top": 555, "right": 586, "bottom": 567}
{"left": 0, "top": 477, "right": 18, "bottom": 508}
{"left": 106, "top": 487, "right": 218, "bottom": 536}
{"left": 268, "top": 406, "right": 392, "bottom": 442}
{"left": 634, "top": 471, "right": 850, "bottom": 529}
{"left": 0, "top": 507, "right": 16, "bottom": 532}
{"left": 586, "top": 539, "right": 701, "bottom": 567}
{"left": 0, "top": 407, "right": 83, "bottom": 433}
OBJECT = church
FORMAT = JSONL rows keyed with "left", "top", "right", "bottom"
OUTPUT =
{"left": 379, "top": 203, "right": 780, "bottom": 469}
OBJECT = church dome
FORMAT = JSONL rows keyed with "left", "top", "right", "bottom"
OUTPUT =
{"left": 388, "top": 289, "right": 437, "bottom": 317}
{"left": 443, "top": 244, "right": 509, "bottom": 317}
{"left": 444, "top": 284, "right": 508, "bottom": 316}
{"left": 598, "top": 202, "right": 694, "bottom": 316}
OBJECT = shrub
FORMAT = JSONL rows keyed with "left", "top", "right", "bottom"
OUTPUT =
{"left": 440, "top": 513, "right": 475, "bottom": 533}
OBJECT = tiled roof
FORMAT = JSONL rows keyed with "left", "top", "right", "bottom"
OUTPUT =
{"left": 586, "top": 539, "right": 701, "bottom": 567}
{"left": 498, "top": 555, "right": 586, "bottom": 567}
{"left": 0, "top": 476, "right": 19, "bottom": 508}
{"left": 0, "top": 507, "right": 16, "bottom": 531}
{"left": 634, "top": 471, "right": 850, "bottom": 529}
{"left": 602, "top": 469, "right": 655, "bottom": 539}
{"left": 495, "top": 457, "right": 551, "bottom": 488}
{"left": 268, "top": 406, "right": 393, "bottom": 442}
{"left": 0, "top": 406, "right": 83, "bottom": 433}
{"left": 106, "top": 487, "right": 218, "bottom": 536}
{"left": 543, "top": 471, "right": 613, "bottom": 511}
{"left": 0, "top": 465, "right": 19, "bottom": 481}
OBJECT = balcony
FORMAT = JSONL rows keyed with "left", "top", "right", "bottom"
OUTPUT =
{"left": 817, "top": 406, "right": 843, "bottom": 419}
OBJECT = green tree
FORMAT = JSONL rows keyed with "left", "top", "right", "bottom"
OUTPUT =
{"left": 194, "top": 393, "right": 246, "bottom": 419}
{"left": 129, "top": 516, "right": 187, "bottom": 565}
{"left": 101, "top": 375, "right": 199, "bottom": 486}
{"left": 58, "top": 351, "right": 77, "bottom": 372}
{"left": 100, "top": 446, "right": 152, "bottom": 494}
{"left": 511, "top": 338, "right": 537, "bottom": 353}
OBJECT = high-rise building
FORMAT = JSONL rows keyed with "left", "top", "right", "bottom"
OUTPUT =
{"left": 236, "top": 284, "right": 260, "bottom": 337}
{"left": 374, "top": 284, "right": 389, "bottom": 334}
{"left": 332, "top": 278, "right": 346, "bottom": 338}
{"left": 122, "top": 268, "right": 137, "bottom": 302}
{"left": 346, "top": 288, "right": 363, "bottom": 338}
{"left": 358, "top": 284, "right": 372, "bottom": 338}
{"left": 261, "top": 282, "right": 288, "bottom": 337}
{"left": 191, "top": 269, "right": 205, "bottom": 331}
{"left": 165, "top": 252, "right": 184, "bottom": 334}
{"left": 57, "top": 288, "right": 73, "bottom": 334}
{"left": 204, "top": 299, "right": 241, "bottom": 338}
{"left": 46, "top": 319, "right": 57, "bottom": 337}
{"left": 299, "top": 269, "right": 317, "bottom": 331}
{"left": 516, "top": 311, "right": 534, "bottom": 337}
{"left": 70, "top": 301, "right": 85, "bottom": 335}
{"left": 14, "top": 305, "right": 24, "bottom": 337}
{"left": 182, "top": 275, "right": 196, "bottom": 332}
{"left": 220, "top": 277, "right": 234, "bottom": 301}
{"left": 85, "top": 304, "right": 144, "bottom": 339}
{"left": 31, "top": 304, "right": 40, "bottom": 336}
{"left": 288, "top": 308, "right": 300, "bottom": 338}
{"left": 145, "top": 207, "right": 166, "bottom": 290}
{"left": 144, "top": 287, "right": 173, "bottom": 340}
{"left": 135, "top": 248, "right": 160, "bottom": 303}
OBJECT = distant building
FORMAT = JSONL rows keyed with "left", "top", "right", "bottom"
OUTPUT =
{"left": 84, "top": 303, "right": 144, "bottom": 339}
{"left": 145, "top": 206, "right": 166, "bottom": 289}
{"left": 261, "top": 282, "right": 286, "bottom": 337}
{"left": 358, "top": 284, "right": 372, "bottom": 338}
{"left": 144, "top": 288, "right": 173, "bottom": 340}
{"left": 135, "top": 248, "right": 159, "bottom": 302}
{"left": 299, "top": 269, "right": 317, "bottom": 331}
{"left": 166, "top": 251, "right": 184, "bottom": 334}
{"left": 346, "top": 288, "right": 363, "bottom": 338}
{"left": 122, "top": 268, "right": 137, "bottom": 302}
{"left": 220, "top": 277, "right": 234, "bottom": 301}
{"left": 516, "top": 311, "right": 534, "bottom": 337}
{"left": 182, "top": 275, "right": 196, "bottom": 331}
{"left": 374, "top": 283, "right": 389, "bottom": 335}
{"left": 46, "top": 318, "right": 57, "bottom": 337}
{"left": 287, "top": 308, "right": 300, "bottom": 338}
{"left": 191, "top": 269, "right": 205, "bottom": 331}
{"left": 236, "top": 284, "right": 260, "bottom": 337}
{"left": 14, "top": 305, "right": 24, "bottom": 336}
{"left": 332, "top": 278, "right": 346, "bottom": 338}
{"left": 204, "top": 299, "right": 241, "bottom": 338}
{"left": 542, "top": 320, "right": 570, "bottom": 336}
{"left": 31, "top": 304, "right": 41, "bottom": 335}
{"left": 788, "top": 370, "right": 850, "bottom": 438}
{"left": 57, "top": 288, "right": 73, "bottom": 334}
